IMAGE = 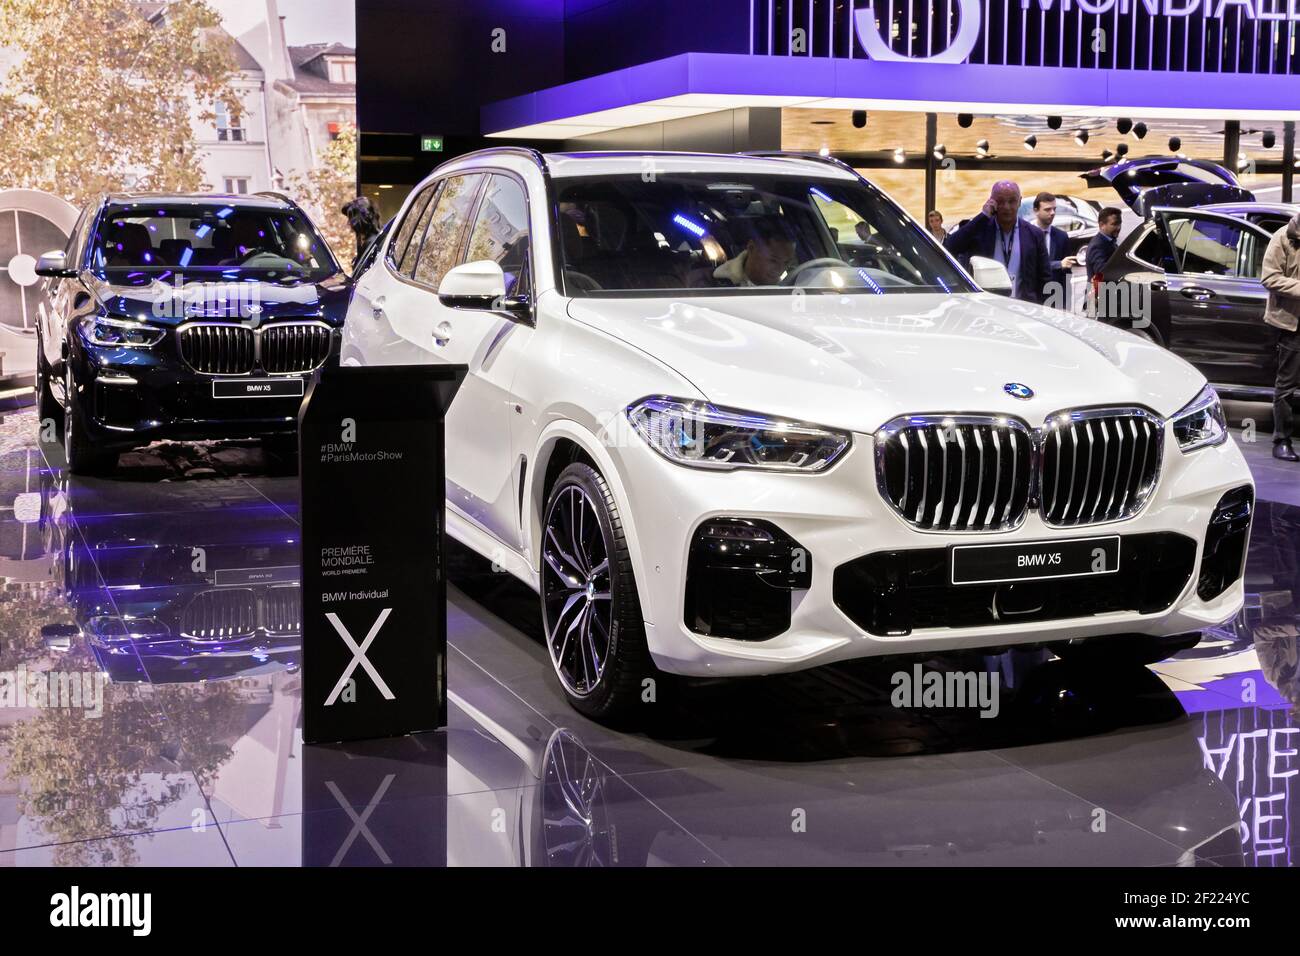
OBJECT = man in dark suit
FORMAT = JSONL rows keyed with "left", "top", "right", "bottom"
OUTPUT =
{"left": 1030, "top": 192, "right": 1077, "bottom": 310}
{"left": 944, "top": 180, "right": 1050, "bottom": 303}
{"left": 1085, "top": 206, "right": 1124, "bottom": 281}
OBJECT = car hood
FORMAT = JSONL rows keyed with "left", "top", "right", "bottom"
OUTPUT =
{"left": 85, "top": 272, "right": 350, "bottom": 327}
{"left": 565, "top": 292, "right": 1206, "bottom": 434}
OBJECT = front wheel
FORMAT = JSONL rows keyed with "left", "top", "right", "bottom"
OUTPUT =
{"left": 63, "top": 367, "right": 115, "bottom": 476}
{"left": 540, "top": 462, "right": 657, "bottom": 723}
{"left": 36, "top": 335, "right": 63, "bottom": 441}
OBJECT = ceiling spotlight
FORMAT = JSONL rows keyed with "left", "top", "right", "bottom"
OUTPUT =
{"left": 1168, "top": 135, "right": 1181, "bottom": 152}
{"left": 933, "top": 144, "right": 947, "bottom": 161}
{"left": 818, "top": 145, "right": 830, "bottom": 157}
{"left": 852, "top": 109, "right": 867, "bottom": 129}
{"left": 957, "top": 113, "right": 974, "bottom": 128}
{"left": 1115, "top": 142, "right": 1129, "bottom": 157}
{"left": 1117, "top": 118, "right": 1133, "bottom": 135}
{"left": 1133, "top": 122, "right": 1148, "bottom": 139}
{"left": 1263, "top": 129, "right": 1277, "bottom": 149}
{"left": 1101, "top": 149, "right": 1115, "bottom": 163}
{"left": 1047, "top": 116, "right": 1062, "bottom": 130}
{"left": 1074, "top": 128, "right": 1090, "bottom": 146}
{"left": 893, "top": 147, "right": 906, "bottom": 164}
{"left": 976, "top": 139, "right": 990, "bottom": 157}
{"left": 1024, "top": 134, "right": 1038, "bottom": 150}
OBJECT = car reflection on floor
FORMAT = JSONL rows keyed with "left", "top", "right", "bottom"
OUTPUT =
{"left": 0, "top": 406, "right": 1294, "bottom": 866}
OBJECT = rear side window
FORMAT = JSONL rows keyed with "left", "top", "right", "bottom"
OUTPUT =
{"left": 411, "top": 173, "right": 483, "bottom": 289}
{"left": 387, "top": 183, "right": 437, "bottom": 274}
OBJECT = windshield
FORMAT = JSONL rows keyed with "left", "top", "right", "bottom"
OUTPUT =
{"left": 88, "top": 203, "right": 338, "bottom": 281}
{"left": 552, "top": 172, "right": 972, "bottom": 296}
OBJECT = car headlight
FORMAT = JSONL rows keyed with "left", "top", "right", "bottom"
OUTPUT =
{"left": 1170, "top": 384, "right": 1227, "bottom": 453}
{"left": 80, "top": 314, "right": 165, "bottom": 348}
{"left": 626, "top": 397, "right": 851, "bottom": 472}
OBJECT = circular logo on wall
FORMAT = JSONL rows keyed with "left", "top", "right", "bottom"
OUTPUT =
{"left": 1004, "top": 382, "right": 1035, "bottom": 400}
{"left": 0, "top": 189, "right": 80, "bottom": 335}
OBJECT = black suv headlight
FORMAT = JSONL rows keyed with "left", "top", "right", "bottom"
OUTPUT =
{"left": 1170, "top": 385, "right": 1227, "bottom": 453}
{"left": 627, "top": 397, "right": 851, "bottom": 472}
{"left": 79, "top": 314, "right": 166, "bottom": 348}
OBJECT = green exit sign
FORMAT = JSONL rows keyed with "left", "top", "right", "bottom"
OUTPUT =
{"left": 420, "top": 135, "right": 444, "bottom": 153}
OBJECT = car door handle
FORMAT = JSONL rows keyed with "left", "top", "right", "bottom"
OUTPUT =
{"left": 1179, "top": 286, "right": 1215, "bottom": 301}
{"left": 433, "top": 321, "right": 452, "bottom": 347}
{"left": 371, "top": 295, "right": 386, "bottom": 320}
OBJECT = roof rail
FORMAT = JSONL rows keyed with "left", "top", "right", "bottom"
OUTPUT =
{"left": 742, "top": 150, "right": 859, "bottom": 176}
{"left": 433, "top": 145, "right": 547, "bottom": 173}
{"left": 253, "top": 190, "right": 294, "bottom": 204}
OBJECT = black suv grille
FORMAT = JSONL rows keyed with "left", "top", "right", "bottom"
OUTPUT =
{"left": 178, "top": 322, "right": 331, "bottom": 375}
{"left": 260, "top": 323, "right": 332, "bottom": 373}
{"left": 179, "top": 324, "right": 255, "bottom": 374}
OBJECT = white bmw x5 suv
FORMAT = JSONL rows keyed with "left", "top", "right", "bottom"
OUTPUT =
{"left": 342, "top": 148, "right": 1254, "bottom": 721}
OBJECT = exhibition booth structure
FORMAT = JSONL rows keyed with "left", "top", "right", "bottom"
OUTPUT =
{"left": 360, "top": 1, "right": 1300, "bottom": 222}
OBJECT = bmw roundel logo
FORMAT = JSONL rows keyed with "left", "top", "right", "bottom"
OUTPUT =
{"left": 1004, "top": 383, "right": 1034, "bottom": 400}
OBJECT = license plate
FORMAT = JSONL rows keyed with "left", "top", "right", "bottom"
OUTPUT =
{"left": 212, "top": 378, "right": 304, "bottom": 399}
{"left": 951, "top": 535, "right": 1121, "bottom": 585}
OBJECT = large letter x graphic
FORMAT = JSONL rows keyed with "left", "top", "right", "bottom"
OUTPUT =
{"left": 324, "top": 608, "right": 396, "bottom": 706}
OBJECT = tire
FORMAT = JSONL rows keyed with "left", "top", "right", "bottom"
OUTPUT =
{"left": 62, "top": 366, "right": 115, "bottom": 476}
{"left": 35, "top": 335, "right": 63, "bottom": 442}
{"left": 540, "top": 462, "right": 657, "bottom": 723}
{"left": 1053, "top": 631, "right": 1201, "bottom": 668}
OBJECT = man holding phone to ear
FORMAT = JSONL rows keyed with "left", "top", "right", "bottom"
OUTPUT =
{"left": 944, "top": 180, "right": 1049, "bottom": 303}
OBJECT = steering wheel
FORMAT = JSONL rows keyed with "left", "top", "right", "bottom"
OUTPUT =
{"left": 780, "top": 257, "right": 852, "bottom": 287}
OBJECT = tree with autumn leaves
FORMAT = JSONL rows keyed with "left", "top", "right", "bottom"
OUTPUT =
{"left": 286, "top": 122, "right": 360, "bottom": 267}
{"left": 0, "top": 0, "right": 242, "bottom": 207}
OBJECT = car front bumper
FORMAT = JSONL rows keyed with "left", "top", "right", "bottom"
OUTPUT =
{"left": 70, "top": 331, "right": 337, "bottom": 450}
{"left": 609, "top": 426, "right": 1254, "bottom": 677}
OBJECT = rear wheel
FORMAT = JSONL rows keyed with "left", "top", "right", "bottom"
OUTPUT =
{"left": 62, "top": 366, "right": 115, "bottom": 476}
{"left": 1052, "top": 632, "right": 1201, "bottom": 668}
{"left": 540, "top": 462, "right": 657, "bottom": 722}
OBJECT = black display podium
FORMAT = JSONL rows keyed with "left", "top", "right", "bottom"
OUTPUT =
{"left": 298, "top": 363, "right": 466, "bottom": 745}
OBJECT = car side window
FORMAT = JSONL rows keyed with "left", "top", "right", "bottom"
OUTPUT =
{"left": 411, "top": 173, "right": 484, "bottom": 289}
{"left": 1131, "top": 226, "right": 1175, "bottom": 271}
{"left": 387, "top": 183, "right": 437, "bottom": 273}
{"left": 1165, "top": 216, "right": 1246, "bottom": 277}
{"left": 464, "top": 174, "right": 531, "bottom": 297}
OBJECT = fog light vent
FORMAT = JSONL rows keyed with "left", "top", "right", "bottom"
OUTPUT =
{"left": 684, "top": 518, "right": 810, "bottom": 641}
{"left": 1197, "top": 485, "right": 1253, "bottom": 602}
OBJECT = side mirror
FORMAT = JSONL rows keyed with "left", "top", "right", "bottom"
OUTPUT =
{"left": 437, "top": 259, "right": 530, "bottom": 320}
{"left": 970, "top": 255, "right": 1013, "bottom": 294}
{"left": 35, "top": 250, "right": 75, "bottom": 278}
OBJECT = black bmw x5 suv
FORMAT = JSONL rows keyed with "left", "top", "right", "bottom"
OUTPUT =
{"left": 34, "top": 193, "right": 348, "bottom": 473}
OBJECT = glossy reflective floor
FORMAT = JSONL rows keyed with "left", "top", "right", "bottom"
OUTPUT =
{"left": 0, "top": 402, "right": 1296, "bottom": 867}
